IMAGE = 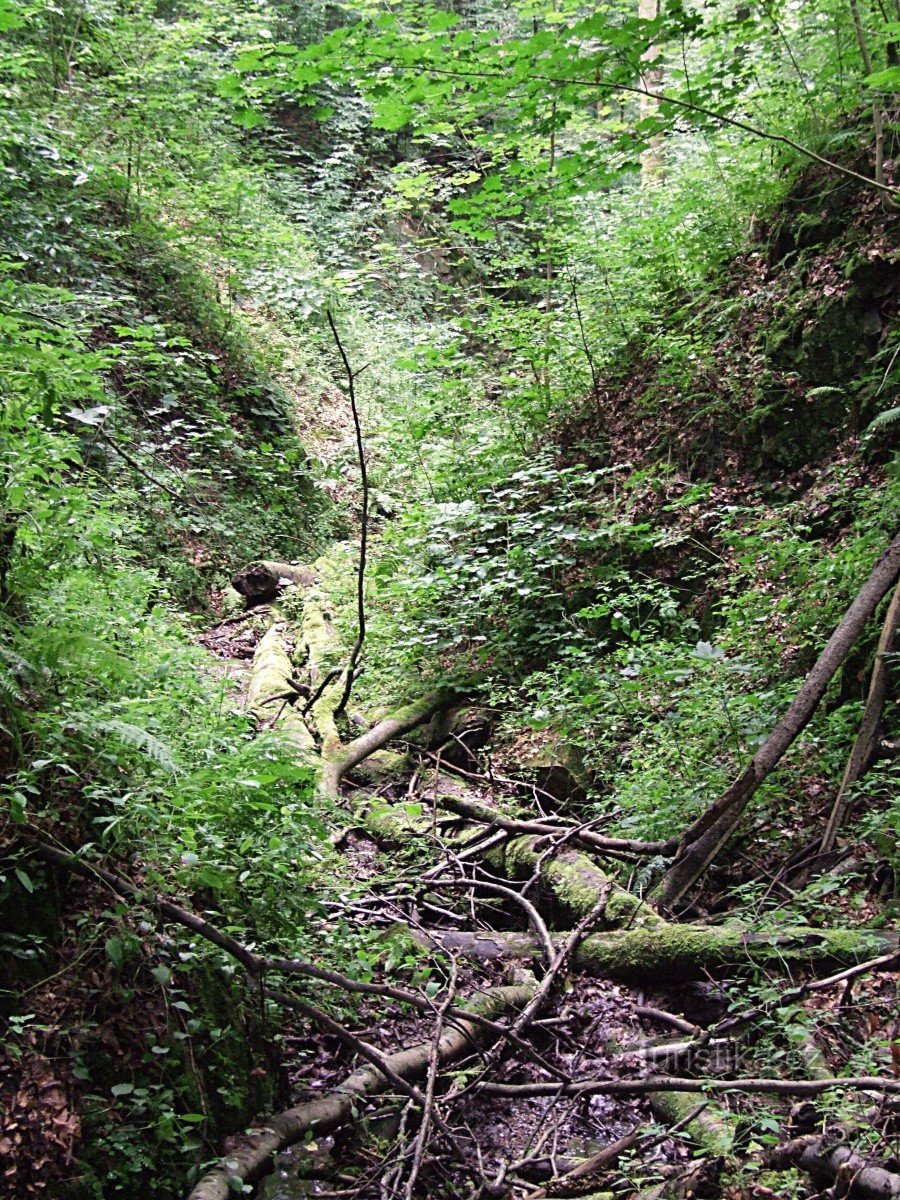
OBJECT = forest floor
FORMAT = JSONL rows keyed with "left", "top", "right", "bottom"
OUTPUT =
{"left": 181, "top": 584, "right": 900, "bottom": 1200}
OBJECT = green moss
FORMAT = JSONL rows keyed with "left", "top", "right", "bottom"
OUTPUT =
{"left": 576, "top": 925, "right": 896, "bottom": 981}
{"left": 498, "top": 838, "right": 664, "bottom": 930}
{"left": 649, "top": 1088, "right": 735, "bottom": 1157}
{"left": 348, "top": 750, "right": 410, "bottom": 785}
{"left": 247, "top": 623, "right": 316, "bottom": 754}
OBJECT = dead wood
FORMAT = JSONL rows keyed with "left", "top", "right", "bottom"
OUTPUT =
{"left": 646, "top": 1087, "right": 735, "bottom": 1157}
{"left": 655, "top": 530, "right": 900, "bottom": 911}
{"left": 435, "top": 792, "right": 674, "bottom": 858}
{"left": 488, "top": 835, "right": 665, "bottom": 930}
{"left": 232, "top": 560, "right": 319, "bottom": 606}
{"left": 635, "top": 1006, "right": 699, "bottom": 1035}
{"left": 525, "top": 1128, "right": 642, "bottom": 1199}
{"left": 416, "top": 924, "right": 899, "bottom": 981}
{"left": 358, "top": 794, "right": 665, "bottom": 931}
{"left": 766, "top": 1134, "right": 900, "bottom": 1198}
{"left": 821, "top": 577, "right": 900, "bottom": 854}
{"left": 478, "top": 1075, "right": 900, "bottom": 1099}
{"left": 186, "top": 981, "right": 535, "bottom": 1200}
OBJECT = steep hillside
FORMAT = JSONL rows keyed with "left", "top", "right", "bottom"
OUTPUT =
{"left": 2, "top": 2, "right": 899, "bottom": 1199}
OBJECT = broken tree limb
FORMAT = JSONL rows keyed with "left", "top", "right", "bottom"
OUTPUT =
{"left": 765, "top": 1134, "right": 900, "bottom": 1199}
{"left": 186, "top": 981, "right": 535, "bottom": 1200}
{"left": 655, "top": 530, "right": 900, "bottom": 910}
{"left": 321, "top": 690, "right": 458, "bottom": 800}
{"left": 821, "top": 577, "right": 900, "bottom": 854}
{"left": 436, "top": 792, "right": 675, "bottom": 858}
{"left": 416, "top": 925, "right": 899, "bottom": 982}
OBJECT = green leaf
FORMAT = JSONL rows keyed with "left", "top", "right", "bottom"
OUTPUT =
{"left": 14, "top": 868, "right": 33, "bottom": 893}
{"left": 372, "top": 97, "right": 415, "bottom": 131}
{"left": 111, "top": 1083, "right": 134, "bottom": 1097}
{"left": 0, "top": 0, "right": 24, "bottom": 31}
{"left": 864, "top": 66, "right": 900, "bottom": 89}
{"left": 232, "top": 107, "right": 266, "bottom": 129}
{"left": 105, "top": 936, "right": 124, "bottom": 969}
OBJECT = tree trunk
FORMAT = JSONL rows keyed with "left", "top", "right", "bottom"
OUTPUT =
{"left": 655, "top": 531, "right": 900, "bottom": 910}
{"left": 821, "top": 578, "right": 900, "bottom": 853}
{"left": 639, "top": 0, "right": 665, "bottom": 186}
{"left": 416, "top": 925, "right": 899, "bottom": 983}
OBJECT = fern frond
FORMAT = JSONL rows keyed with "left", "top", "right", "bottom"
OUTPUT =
{"left": 864, "top": 406, "right": 900, "bottom": 440}
{"left": 0, "top": 641, "right": 35, "bottom": 713}
{"left": 96, "top": 719, "right": 178, "bottom": 773}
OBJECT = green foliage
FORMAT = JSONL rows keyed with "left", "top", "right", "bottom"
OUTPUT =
{"left": 1, "top": 0, "right": 899, "bottom": 1193}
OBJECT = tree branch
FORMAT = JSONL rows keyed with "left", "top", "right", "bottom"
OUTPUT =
{"left": 326, "top": 310, "right": 369, "bottom": 718}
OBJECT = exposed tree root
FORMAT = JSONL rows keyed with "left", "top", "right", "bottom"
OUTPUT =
{"left": 186, "top": 981, "right": 535, "bottom": 1200}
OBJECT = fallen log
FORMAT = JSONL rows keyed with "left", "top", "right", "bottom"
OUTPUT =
{"left": 647, "top": 1088, "right": 735, "bottom": 1157}
{"left": 186, "top": 980, "right": 535, "bottom": 1200}
{"left": 766, "top": 1134, "right": 900, "bottom": 1199}
{"left": 655, "top": 529, "right": 900, "bottom": 911}
{"left": 489, "top": 835, "right": 665, "bottom": 930}
{"left": 417, "top": 925, "right": 899, "bottom": 982}
{"left": 232, "top": 560, "right": 319, "bottom": 606}
{"left": 477, "top": 1075, "right": 900, "bottom": 1099}
{"left": 247, "top": 624, "right": 316, "bottom": 752}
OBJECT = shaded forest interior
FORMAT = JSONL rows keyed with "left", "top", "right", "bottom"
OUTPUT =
{"left": 1, "top": 1, "right": 900, "bottom": 1199}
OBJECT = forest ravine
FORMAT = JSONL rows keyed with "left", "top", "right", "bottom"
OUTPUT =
{"left": 1, "top": 2, "right": 899, "bottom": 1199}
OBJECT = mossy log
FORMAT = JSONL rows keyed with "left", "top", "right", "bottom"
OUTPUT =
{"left": 232, "top": 561, "right": 320, "bottom": 606}
{"left": 186, "top": 981, "right": 534, "bottom": 1200}
{"left": 300, "top": 586, "right": 344, "bottom": 755}
{"left": 354, "top": 792, "right": 665, "bottom": 931}
{"left": 647, "top": 1088, "right": 735, "bottom": 1158}
{"left": 247, "top": 624, "right": 315, "bottom": 754}
{"left": 488, "top": 835, "right": 665, "bottom": 931}
{"left": 417, "top": 926, "right": 899, "bottom": 983}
